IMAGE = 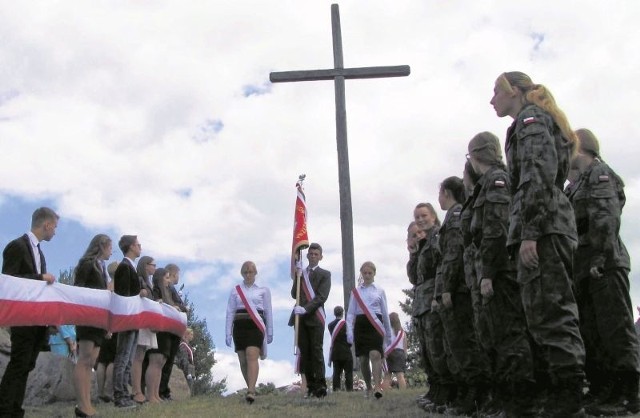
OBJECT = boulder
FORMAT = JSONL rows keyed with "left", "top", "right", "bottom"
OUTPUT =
{"left": 0, "top": 331, "right": 190, "bottom": 405}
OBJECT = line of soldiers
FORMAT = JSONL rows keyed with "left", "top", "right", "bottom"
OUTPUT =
{"left": 407, "top": 72, "right": 640, "bottom": 418}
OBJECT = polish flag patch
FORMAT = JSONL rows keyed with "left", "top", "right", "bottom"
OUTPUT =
{"left": 494, "top": 180, "right": 506, "bottom": 187}
{"left": 523, "top": 117, "right": 536, "bottom": 125}
{"left": 598, "top": 175, "right": 609, "bottom": 182}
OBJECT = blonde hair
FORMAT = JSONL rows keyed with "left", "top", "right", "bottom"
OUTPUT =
{"left": 500, "top": 72, "right": 578, "bottom": 149}
{"left": 359, "top": 261, "right": 376, "bottom": 274}
{"left": 241, "top": 261, "right": 257, "bottom": 275}
{"left": 389, "top": 312, "right": 403, "bottom": 335}
{"left": 358, "top": 261, "right": 376, "bottom": 286}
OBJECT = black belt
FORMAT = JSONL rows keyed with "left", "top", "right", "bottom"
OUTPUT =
{"left": 236, "top": 309, "right": 264, "bottom": 315}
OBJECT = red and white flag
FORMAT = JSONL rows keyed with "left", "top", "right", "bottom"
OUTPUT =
{"left": 291, "top": 175, "right": 309, "bottom": 272}
{"left": 0, "top": 274, "right": 187, "bottom": 336}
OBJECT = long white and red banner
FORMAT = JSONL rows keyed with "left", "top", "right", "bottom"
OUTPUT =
{"left": 0, "top": 274, "right": 187, "bottom": 336}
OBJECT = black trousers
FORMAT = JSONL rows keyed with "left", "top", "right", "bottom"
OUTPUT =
{"left": 0, "top": 326, "right": 47, "bottom": 417}
{"left": 160, "top": 334, "right": 181, "bottom": 397}
{"left": 332, "top": 357, "right": 353, "bottom": 391}
{"left": 298, "top": 322, "right": 326, "bottom": 393}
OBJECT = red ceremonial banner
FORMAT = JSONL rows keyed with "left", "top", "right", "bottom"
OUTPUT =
{"left": 292, "top": 176, "right": 309, "bottom": 256}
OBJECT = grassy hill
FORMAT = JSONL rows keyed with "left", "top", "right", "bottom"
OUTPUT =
{"left": 25, "top": 388, "right": 450, "bottom": 417}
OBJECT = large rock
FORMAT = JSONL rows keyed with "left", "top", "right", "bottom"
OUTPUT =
{"left": 166, "top": 365, "right": 191, "bottom": 401}
{"left": 0, "top": 328, "right": 10, "bottom": 355}
{"left": 0, "top": 350, "right": 77, "bottom": 406}
{"left": 0, "top": 332, "right": 190, "bottom": 405}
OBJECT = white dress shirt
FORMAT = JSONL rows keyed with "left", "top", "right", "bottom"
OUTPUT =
{"left": 346, "top": 282, "right": 393, "bottom": 346}
{"left": 225, "top": 282, "right": 273, "bottom": 339}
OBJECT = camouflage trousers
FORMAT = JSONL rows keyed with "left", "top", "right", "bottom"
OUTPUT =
{"left": 438, "top": 291, "right": 491, "bottom": 384}
{"left": 476, "top": 275, "right": 534, "bottom": 383}
{"left": 414, "top": 314, "right": 436, "bottom": 383}
{"left": 424, "top": 309, "right": 456, "bottom": 384}
{"left": 576, "top": 268, "right": 640, "bottom": 377}
{"left": 517, "top": 234, "right": 585, "bottom": 381}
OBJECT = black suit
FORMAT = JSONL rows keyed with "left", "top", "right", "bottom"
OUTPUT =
{"left": 291, "top": 266, "right": 331, "bottom": 395}
{"left": 112, "top": 258, "right": 140, "bottom": 401}
{"left": 159, "top": 283, "right": 187, "bottom": 398}
{"left": 328, "top": 318, "right": 353, "bottom": 391}
{"left": 0, "top": 234, "right": 49, "bottom": 417}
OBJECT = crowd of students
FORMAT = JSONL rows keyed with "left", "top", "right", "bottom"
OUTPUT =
{"left": 0, "top": 208, "right": 192, "bottom": 418}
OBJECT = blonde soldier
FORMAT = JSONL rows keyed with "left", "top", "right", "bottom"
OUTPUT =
{"left": 491, "top": 71, "right": 585, "bottom": 417}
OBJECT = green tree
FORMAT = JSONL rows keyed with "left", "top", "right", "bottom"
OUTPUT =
{"left": 58, "top": 267, "right": 75, "bottom": 285}
{"left": 398, "top": 288, "right": 428, "bottom": 387}
{"left": 183, "top": 293, "right": 227, "bottom": 396}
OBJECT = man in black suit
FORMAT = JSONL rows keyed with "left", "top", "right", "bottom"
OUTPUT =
{"left": 291, "top": 242, "right": 331, "bottom": 398}
{"left": 0, "top": 207, "right": 59, "bottom": 418}
{"left": 112, "top": 235, "right": 144, "bottom": 408}
{"left": 159, "top": 263, "right": 188, "bottom": 401}
{"left": 328, "top": 306, "right": 353, "bottom": 392}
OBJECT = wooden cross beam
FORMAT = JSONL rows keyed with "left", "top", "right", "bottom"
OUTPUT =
{"left": 270, "top": 4, "right": 410, "bottom": 309}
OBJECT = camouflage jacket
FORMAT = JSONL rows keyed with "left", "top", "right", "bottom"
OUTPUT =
{"left": 566, "top": 159, "right": 630, "bottom": 278}
{"left": 435, "top": 203, "right": 466, "bottom": 295}
{"left": 407, "top": 250, "right": 419, "bottom": 286}
{"left": 414, "top": 226, "right": 440, "bottom": 315}
{"left": 461, "top": 195, "right": 477, "bottom": 289}
{"left": 469, "top": 165, "right": 516, "bottom": 283}
{"left": 505, "top": 104, "right": 577, "bottom": 246}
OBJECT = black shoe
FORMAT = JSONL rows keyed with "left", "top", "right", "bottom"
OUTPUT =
{"left": 74, "top": 406, "right": 94, "bottom": 417}
{"left": 315, "top": 387, "right": 327, "bottom": 398}
{"left": 98, "top": 395, "right": 112, "bottom": 403}
{"left": 160, "top": 394, "right": 173, "bottom": 402}
{"left": 114, "top": 398, "right": 137, "bottom": 408}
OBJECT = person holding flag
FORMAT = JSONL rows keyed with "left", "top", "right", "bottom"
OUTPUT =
{"left": 346, "top": 261, "right": 393, "bottom": 399}
{"left": 290, "top": 176, "right": 332, "bottom": 399}
{"left": 225, "top": 261, "right": 273, "bottom": 404}
{"left": 291, "top": 243, "right": 331, "bottom": 398}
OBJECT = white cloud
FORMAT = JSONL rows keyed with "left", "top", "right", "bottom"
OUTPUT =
{"left": 2, "top": 0, "right": 640, "bottom": 365}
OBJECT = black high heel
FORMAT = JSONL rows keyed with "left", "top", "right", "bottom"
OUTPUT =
{"left": 74, "top": 406, "right": 95, "bottom": 417}
{"left": 245, "top": 392, "right": 256, "bottom": 404}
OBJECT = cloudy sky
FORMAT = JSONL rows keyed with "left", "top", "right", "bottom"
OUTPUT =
{"left": 1, "top": 1, "right": 639, "bottom": 393}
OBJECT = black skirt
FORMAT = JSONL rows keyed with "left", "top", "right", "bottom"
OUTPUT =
{"left": 354, "top": 314, "right": 383, "bottom": 357}
{"left": 386, "top": 349, "right": 407, "bottom": 373}
{"left": 96, "top": 333, "right": 117, "bottom": 364}
{"left": 148, "top": 332, "right": 172, "bottom": 358}
{"left": 232, "top": 309, "right": 265, "bottom": 352}
{"left": 76, "top": 326, "right": 106, "bottom": 347}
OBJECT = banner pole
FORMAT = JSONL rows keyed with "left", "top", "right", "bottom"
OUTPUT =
{"left": 294, "top": 249, "right": 302, "bottom": 354}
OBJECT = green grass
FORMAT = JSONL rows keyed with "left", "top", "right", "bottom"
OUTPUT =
{"left": 25, "top": 388, "right": 450, "bottom": 417}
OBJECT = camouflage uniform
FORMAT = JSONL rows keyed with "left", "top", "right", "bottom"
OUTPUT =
{"left": 435, "top": 203, "right": 490, "bottom": 411}
{"left": 566, "top": 159, "right": 640, "bottom": 409}
{"left": 407, "top": 248, "right": 435, "bottom": 387}
{"left": 417, "top": 226, "right": 457, "bottom": 407}
{"left": 505, "top": 104, "right": 585, "bottom": 415}
{"left": 466, "top": 165, "right": 535, "bottom": 414}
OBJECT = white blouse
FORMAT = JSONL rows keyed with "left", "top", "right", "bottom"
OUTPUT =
{"left": 346, "top": 282, "right": 393, "bottom": 346}
{"left": 225, "top": 282, "right": 273, "bottom": 339}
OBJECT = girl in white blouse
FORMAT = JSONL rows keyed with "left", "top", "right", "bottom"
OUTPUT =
{"left": 225, "top": 261, "right": 273, "bottom": 403}
{"left": 346, "top": 261, "right": 393, "bottom": 399}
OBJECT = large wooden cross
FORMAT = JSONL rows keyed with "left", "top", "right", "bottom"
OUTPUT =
{"left": 270, "top": 4, "right": 410, "bottom": 308}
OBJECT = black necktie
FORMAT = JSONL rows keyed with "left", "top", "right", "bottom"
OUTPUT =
{"left": 36, "top": 243, "right": 43, "bottom": 274}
